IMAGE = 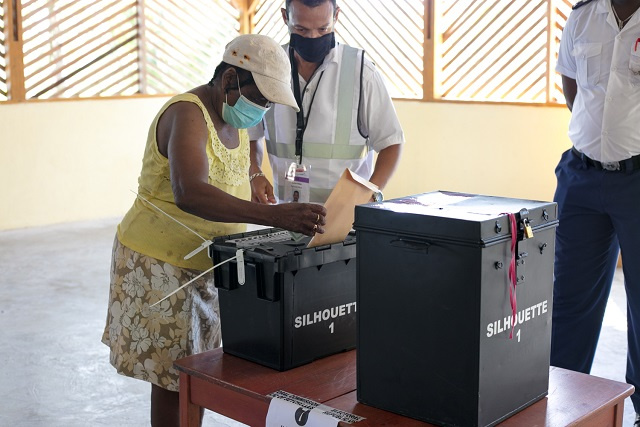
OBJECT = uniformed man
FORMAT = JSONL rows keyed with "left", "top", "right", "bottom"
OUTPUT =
{"left": 248, "top": 0, "right": 404, "bottom": 205}
{"left": 551, "top": 0, "right": 640, "bottom": 424}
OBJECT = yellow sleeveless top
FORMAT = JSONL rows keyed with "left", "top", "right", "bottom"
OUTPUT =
{"left": 118, "top": 93, "right": 251, "bottom": 271}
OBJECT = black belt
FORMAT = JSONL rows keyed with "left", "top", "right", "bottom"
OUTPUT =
{"left": 571, "top": 147, "right": 640, "bottom": 172}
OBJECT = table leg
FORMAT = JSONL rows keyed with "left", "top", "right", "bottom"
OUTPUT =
{"left": 613, "top": 401, "right": 624, "bottom": 427}
{"left": 180, "top": 372, "right": 203, "bottom": 427}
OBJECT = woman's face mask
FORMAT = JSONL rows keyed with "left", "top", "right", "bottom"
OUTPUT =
{"left": 290, "top": 32, "right": 336, "bottom": 63}
{"left": 222, "top": 74, "right": 270, "bottom": 129}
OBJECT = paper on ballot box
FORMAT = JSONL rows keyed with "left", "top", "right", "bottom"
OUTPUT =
{"left": 308, "top": 168, "right": 378, "bottom": 248}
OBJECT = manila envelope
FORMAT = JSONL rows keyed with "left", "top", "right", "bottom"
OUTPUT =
{"left": 307, "top": 168, "right": 379, "bottom": 248}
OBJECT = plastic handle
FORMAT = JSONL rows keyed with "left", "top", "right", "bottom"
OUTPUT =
{"left": 390, "top": 238, "right": 431, "bottom": 252}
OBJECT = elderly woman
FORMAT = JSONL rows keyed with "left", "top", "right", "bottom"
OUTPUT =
{"left": 102, "top": 34, "right": 326, "bottom": 427}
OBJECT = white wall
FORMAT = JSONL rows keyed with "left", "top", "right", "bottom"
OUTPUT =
{"left": 0, "top": 98, "right": 572, "bottom": 230}
{"left": 385, "top": 101, "right": 572, "bottom": 203}
{"left": 0, "top": 97, "right": 168, "bottom": 230}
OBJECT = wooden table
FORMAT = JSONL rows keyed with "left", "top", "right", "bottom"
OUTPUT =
{"left": 174, "top": 349, "right": 634, "bottom": 427}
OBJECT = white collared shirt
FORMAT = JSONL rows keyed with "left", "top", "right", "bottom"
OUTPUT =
{"left": 556, "top": 0, "right": 640, "bottom": 162}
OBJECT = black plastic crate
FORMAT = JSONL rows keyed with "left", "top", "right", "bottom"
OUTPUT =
{"left": 354, "top": 191, "right": 558, "bottom": 427}
{"left": 210, "top": 228, "right": 357, "bottom": 371}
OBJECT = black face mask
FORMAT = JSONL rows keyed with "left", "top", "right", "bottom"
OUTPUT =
{"left": 290, "top": 32, "right": 335, "bottom": 63}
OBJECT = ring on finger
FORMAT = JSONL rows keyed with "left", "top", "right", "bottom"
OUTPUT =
{"left": 316, "top": 213, "right": 320, "bottom": 223}
{"left": 313, "top": 224, "right": 318, "bottom": 232}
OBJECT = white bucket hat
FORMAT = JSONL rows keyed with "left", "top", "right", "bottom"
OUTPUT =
{"left": 223, "top": 34, "right": 299, "bottom": 112}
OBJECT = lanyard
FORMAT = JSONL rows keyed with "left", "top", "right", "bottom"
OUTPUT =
{"left": 289, "top": 46, "right": 325, "bottom": 164}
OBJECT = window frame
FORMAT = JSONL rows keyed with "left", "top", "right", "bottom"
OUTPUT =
{"left": 423, "top": 0, "right": 569, "bottom": 107}
{"left": 1, "top": 0, "right": 570, "bottom": 107}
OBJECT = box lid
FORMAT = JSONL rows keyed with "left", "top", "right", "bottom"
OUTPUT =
{"left": 210, "top": 228, "right": 356, "bottom": 272}
{"left": 354, "top": 191, "right": 557, "bottom": 245}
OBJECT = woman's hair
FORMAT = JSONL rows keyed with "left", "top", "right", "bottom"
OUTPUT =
{"left": 208, "top": 62, "right": 255, "bottom": 89}
{"left": 285, "top": 0, "right": 337, "bottom": 16}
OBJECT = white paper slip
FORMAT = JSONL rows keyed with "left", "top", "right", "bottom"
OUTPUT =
{"left": 266, "top": 390, "right": 365, "bottom": 425}
{"left": 266, "top": 397, "right": 338, "bottom": 427}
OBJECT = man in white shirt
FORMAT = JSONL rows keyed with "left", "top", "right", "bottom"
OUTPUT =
{"left": 248, "top": 0, "right": 404, "bottom": 204}
{"left": 551, "top": 0, "right": 640, "bottom": 423}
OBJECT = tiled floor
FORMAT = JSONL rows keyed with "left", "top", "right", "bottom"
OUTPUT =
{"left": 0, "top": 218, "right": 634, "bottom": 426}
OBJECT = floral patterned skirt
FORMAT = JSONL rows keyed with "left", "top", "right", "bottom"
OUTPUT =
{"left": 101, "top": 236, "right": 221, "bottom": 391}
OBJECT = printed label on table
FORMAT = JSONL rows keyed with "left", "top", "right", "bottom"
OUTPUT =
{"left": 266, "top": 390, "right": 365, "bottom": 425}
{"left": 266, "top": 397, "right": 337, "bottom": 427}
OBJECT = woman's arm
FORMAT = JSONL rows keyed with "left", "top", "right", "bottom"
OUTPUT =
{"left": 157, "top": 101, "right": 325, "bottom": 235}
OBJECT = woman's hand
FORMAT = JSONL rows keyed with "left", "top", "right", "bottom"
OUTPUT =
{"left": 251, "top": 175, "right": 277, "bottom": 204}
{"left": 272, "top": 203, "right": 327, "bottom": 236}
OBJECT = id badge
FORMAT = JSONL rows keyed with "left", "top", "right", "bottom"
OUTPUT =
{"left": 283, "top": 162, "right": 310, "bottom": 203}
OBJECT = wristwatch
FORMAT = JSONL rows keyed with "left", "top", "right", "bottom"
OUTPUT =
{"left": 372, "top": 190, "right": 384, "bottom": 203}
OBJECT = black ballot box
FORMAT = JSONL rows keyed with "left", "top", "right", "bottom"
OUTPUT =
{"left": 209, "top": 228, "right": 357, "bottom": 371}
{"left": 354, "top": 191, "right": 558, "bottom": 427}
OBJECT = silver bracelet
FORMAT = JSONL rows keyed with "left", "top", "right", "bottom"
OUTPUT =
{"left": 249, "top": 172, "right": 265, "bottom": 182}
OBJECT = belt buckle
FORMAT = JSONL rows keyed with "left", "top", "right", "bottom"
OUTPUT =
{"left": 602, "top": 161, "right": 620, "bottom": 171}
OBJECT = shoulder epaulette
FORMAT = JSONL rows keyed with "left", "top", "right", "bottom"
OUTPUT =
{"left": 573, "top": 0, "right": 596, "bottom": 10}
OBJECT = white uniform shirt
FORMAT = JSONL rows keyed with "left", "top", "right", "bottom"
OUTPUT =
{"left": 249, "top": 43, "right": 404, "bottom": 202}
{"left": 556, "top": 0, "right": 640, "bottom": 162}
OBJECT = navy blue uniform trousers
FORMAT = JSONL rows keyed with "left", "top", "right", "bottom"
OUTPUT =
{"left": 550, "top": 148, "right": 640, "bottom": 411}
